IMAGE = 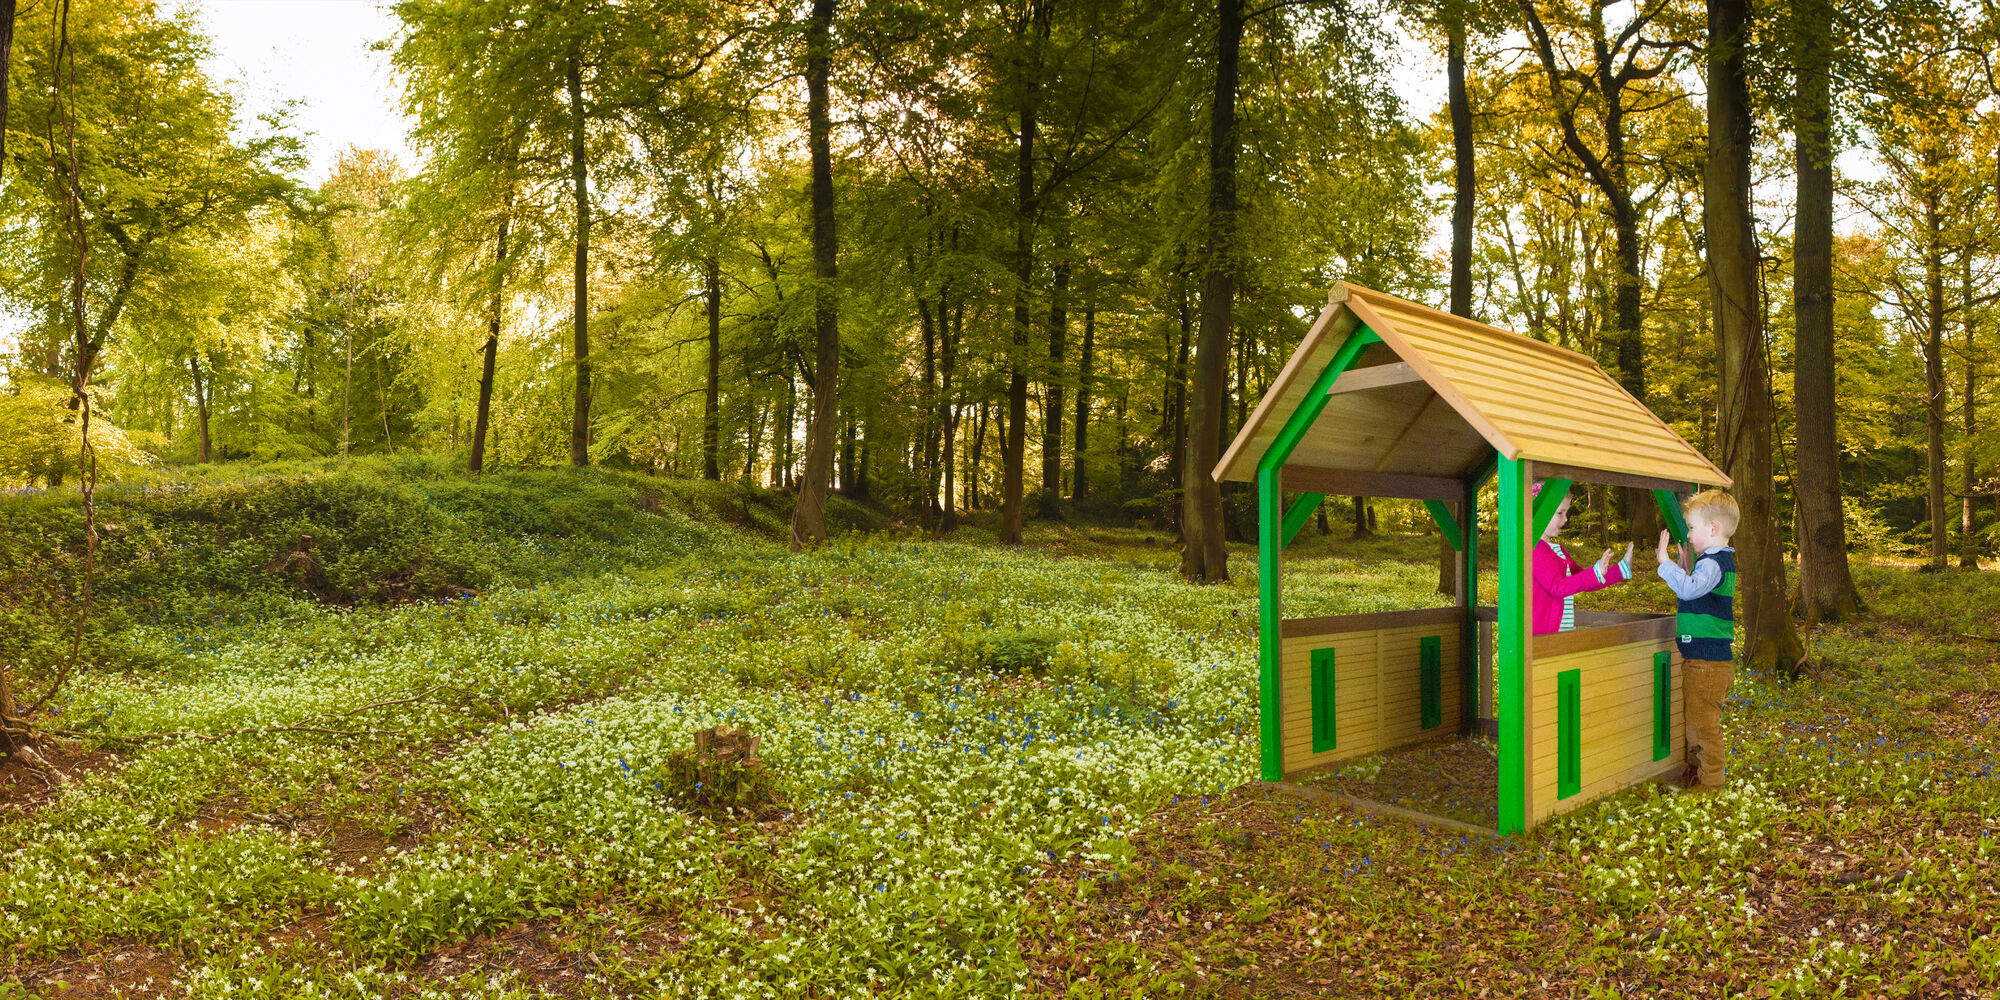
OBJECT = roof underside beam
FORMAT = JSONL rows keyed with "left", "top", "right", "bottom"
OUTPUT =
{"left": 1279, "top": 465, "right": 1465, "bottom": 501}
{"left": 1527, "top": 461, "right": 1700, "bottom": 496}
{"left": 1326, "top": 362, "right": 1422, "bottom": 395}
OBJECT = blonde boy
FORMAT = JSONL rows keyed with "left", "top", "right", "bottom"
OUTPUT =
{"left": 1655, "top": 490, "right": 1739, "bottom": 789}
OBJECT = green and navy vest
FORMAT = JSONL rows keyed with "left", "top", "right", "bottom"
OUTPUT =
{"left": 1676, "top": 549, "right": 1736, "bottom": 662}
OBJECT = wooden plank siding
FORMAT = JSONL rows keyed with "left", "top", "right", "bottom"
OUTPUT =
{"left": 1528, "top": 634, "right": 1684, "bottom": 825}
{"left": 1278, "top": 615, "right": 1465, "bottom": 776}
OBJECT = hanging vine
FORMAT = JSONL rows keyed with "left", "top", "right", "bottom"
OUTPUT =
{"left": 0, "top": 0, "right": 94, "bottom": 779}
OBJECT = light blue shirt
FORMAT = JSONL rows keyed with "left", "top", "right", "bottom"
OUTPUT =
{"left": 1658, "top": 545, "right": 1732, "bottom": 601}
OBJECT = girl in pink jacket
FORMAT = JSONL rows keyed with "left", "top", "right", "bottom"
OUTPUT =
{"left": 1532, "top": 482, "right": 1635, "bottom": 635}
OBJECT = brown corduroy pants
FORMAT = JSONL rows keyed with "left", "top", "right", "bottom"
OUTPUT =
{"left": 1683, "top": 658, "right": 1735, "bottom": 787}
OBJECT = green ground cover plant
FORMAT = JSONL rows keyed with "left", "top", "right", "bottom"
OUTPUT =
{"left": 0, "top": 461, "right": 1993, "bottom": 998}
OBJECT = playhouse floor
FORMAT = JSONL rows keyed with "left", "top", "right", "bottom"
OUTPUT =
{"left": 1295, "top": 735, "right": 1498, "bottom": 829}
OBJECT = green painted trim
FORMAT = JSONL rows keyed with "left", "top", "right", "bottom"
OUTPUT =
{"left": 1419, "top": 635, "right": 1443, "bottom": 729}
{"left": 1258, "top": 465, "right": 1283, "bottom": 782}
{"left": 1496, "top": 456, "right": 1530, "bottom": 834}
{"left": 1652, "top": 651, "right": 1672, "bottom": 761}
{"left": 1557, "top": 668, "right": 1581, "bottom": 799}
{"left": 1423, "top": 500, "right": 1464, "bottom": 551}
{"left": 1311, "top": 647, "right": 1337, "bottom": 752}
{"left": 1282, "top": 493, "right": 1326, "bottom": 547}
{"left": 1531, "top": 478, "right": 1573, "bottom": 539}
{"left": 1654, "top": 489, "right": 1690, "bottom": 545}
{"left": 1460, "top": 478, "right": 1480, "bottom": 732}
{"left": 1255, "top": 327, "right": 1381, "bottom": 474}
{"left": 1255, "top": 325, "right": 1378, "bottom": 784}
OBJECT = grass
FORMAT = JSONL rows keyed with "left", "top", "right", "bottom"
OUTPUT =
{"left": 0, "top": 464, "right": 1993, "bottom": 998}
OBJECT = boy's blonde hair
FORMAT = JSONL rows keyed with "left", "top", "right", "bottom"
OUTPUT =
{"left": 1684, "top": 489, "right": 1739, "bottom": 537}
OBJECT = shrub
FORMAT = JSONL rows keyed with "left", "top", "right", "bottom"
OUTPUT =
{"left": 977, "top": 628, "right": 1061, "bottom": 676}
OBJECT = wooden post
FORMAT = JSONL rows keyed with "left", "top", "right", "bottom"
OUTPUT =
{"left": 1497, "top": 455, "right": 1535, "bottom": 833}
{"left": 1459, "top": 484, "right": 1478, "bottom": 733}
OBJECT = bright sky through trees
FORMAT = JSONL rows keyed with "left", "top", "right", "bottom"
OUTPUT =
{"left": 177, "top": 0, "right": 411, "bottom": 185}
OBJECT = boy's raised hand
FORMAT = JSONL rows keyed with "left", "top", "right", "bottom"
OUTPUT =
{"left": 1655, "top": 529, "right": 1673, "bottom": 567}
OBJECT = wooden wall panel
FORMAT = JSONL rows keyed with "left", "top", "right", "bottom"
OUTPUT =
{"left": 1278, "top": 620, "right": 1464, "bottom": 777}
{"left": 1528, "top": 635, "right": 1684, "bottom": 824}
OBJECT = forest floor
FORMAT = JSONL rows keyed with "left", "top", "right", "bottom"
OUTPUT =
{"left": 1, "top": 464, "right": 1996, "bottom": 998}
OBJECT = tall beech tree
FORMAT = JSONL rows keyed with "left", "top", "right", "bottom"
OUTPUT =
{"left": 1180, "top": 0, "right": 1242, "bottom": 584}
{"left": 1791, "top": 0, "right": 1860, "bottom": 621}
{"left": 1705, "top": 0, "right": 1801, "bottom": 673}
{"left": 790, "top": 0, "right": 841, "bottom": 549}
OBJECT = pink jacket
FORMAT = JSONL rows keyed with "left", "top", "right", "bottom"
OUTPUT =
{"left": 1532, "top": 540, "right": 1629, "bottom": 635}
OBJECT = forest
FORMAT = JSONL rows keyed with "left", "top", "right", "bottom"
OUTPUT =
{"left": 2, "top": 0, "right": 1999, "bottom": 995}
{"left": 3, "top": 0, "right": 1993, "bottom": 583}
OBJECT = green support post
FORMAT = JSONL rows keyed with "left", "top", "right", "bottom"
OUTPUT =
{"left": 1258, "top": 465, "right": 1283, "bottom": 780}
{"left": 1281, "top": 493, "right": 1327, "bottom": 547}
{"left": 1531, "top": 477, "right": 1573, "bottom": 539}
{"left": 1496, "top": 456, "right": 1531, "bottom": 834}
{"left": 1255, "top": 326, "right": 1380, "bottom": 782}
{"left": 1654, "top": 489, "right": 1689, "bottom": 545}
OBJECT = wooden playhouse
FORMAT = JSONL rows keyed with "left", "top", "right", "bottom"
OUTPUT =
{"left": 1215, "top": 282, "right": 1732, "bottom": 834}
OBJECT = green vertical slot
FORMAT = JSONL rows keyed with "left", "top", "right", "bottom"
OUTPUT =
{"left": 1311, "top": 647, "right": 1337, "bottom": 752}
{"left": 1558, "top": 668, "right": 1581, "bottom": 799}
{"left": 1419, "top": 635, "right": 1442, "bottom": 729}
{"left": 1653, "top": 651, "right": 1672, "bottom": 761}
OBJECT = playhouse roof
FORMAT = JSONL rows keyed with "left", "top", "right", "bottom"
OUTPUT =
{"left": 1213, "top": 282, "right": 1731, "bottom": 493}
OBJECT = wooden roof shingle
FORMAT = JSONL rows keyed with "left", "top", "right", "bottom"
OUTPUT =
{"left": 1212, "top": 282, "right": 1732, "bottom": 490}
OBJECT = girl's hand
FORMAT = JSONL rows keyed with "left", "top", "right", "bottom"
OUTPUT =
{"left": 1622, "top": 542, "right": 1635, "bottom": 568}
{"left": 1597, "top": 548, "right": 1616, "bottom": 572}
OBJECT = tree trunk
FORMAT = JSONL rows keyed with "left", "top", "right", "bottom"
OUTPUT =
{"left": 1962, "top": 250, "right": 1980, "bottom": 569}
{"left": 1039, "top": 256, "right": 1070, "bottom": 519}
{"left": 703, "top": 256, "right": 722, "bottom": 480}
{"left": 941, "top": 299, "right": 962, "bottom": 531}
{"left": 1168, "top": 274, "right": 1192, "bottom": 493}
{"left": 1000, "top": 3, "right": 1047, "bottom": 546}
{"left": 189, "top": 354, "right": 212, "bottom": 464}
{"left": 0, "top": 0, "right": 14, "bottom": 191}
{"left": 1180, "top": 0, "right": 1241, "bottom": 584}
{"left": 1073, "top": 291, "right": 1094, "bottom": 501}
{"left": 916, "top": 263, "right": 944, "bottom": 522}
{"left": 566, "top": 53, "right": 593, "bottom": 468}
{"left": 970, "top": 399, "right": 987, "bottom": 511}
{"left": 375, "top": 341, "right": 394, "bottom": 453}
{"left": 1706, "top": 0, "right": 1802, "bottom": 673}
{"left": 1351, "top": 496, "right": 1370, "bottom": 537}
{"left": 342, "top": 326, "right": 353, "bottom": 457}
{"left": 790, "top": 0, "right": 841, "bottom": 550}
{"left": 1442, "top": 11, "right": 1474, "bottom": 596}
{"left": 1922, "top": 176, "right": 1947, "bottom": 570}
{"left": 1790, "top": 0, "right": 1859, "bottom": 621}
